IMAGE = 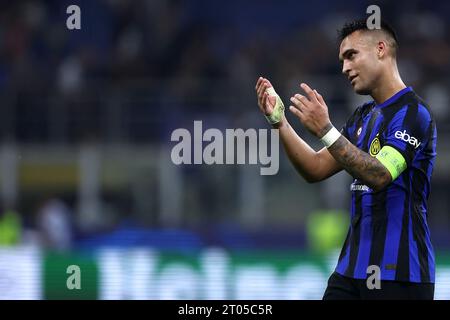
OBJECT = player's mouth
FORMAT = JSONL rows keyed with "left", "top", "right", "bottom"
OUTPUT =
{"left": 349, "top": 75, "right": 358, "bottom": 85}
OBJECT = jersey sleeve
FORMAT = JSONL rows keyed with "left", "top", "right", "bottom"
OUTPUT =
{"left": 381, "top": 104, "right": 432, "bottom": 168}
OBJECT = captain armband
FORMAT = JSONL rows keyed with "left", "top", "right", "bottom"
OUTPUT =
{"left": 375, "top": 145, "right": 407, "bottom": 180}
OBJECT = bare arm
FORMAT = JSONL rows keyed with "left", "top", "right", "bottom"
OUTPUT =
{"left": 325, "top": 125, "right": 391, "bottom": 191}
{"left": 276, "top": 119, "right": 342, "bottom": 182}
{"left": 289, "top": 83, "right": 392, "bottom": 192}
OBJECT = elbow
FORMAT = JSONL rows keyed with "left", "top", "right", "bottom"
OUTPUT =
{"left": 305, "top": 176, "right": 319, "bottom": 184}
{"left": 369, "top": 184, "right": 384, "bottom": 193}
{"left": 297, "top": 171, "right": 321, "bottom": 184}
{"left": 293, "top": 164, "right": 322, "bottom": 183}
{"left": 367, "top": 176, "right": 392, "bottom": 192}
{"left": 304, "top": 173, "right": 326, "bottom": 184}
{"left": 360, "top": 165, "right": 393, "bottom": 192}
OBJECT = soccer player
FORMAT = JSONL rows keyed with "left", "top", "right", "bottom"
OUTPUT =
{"left": 255, "top": 19, "right": 437, "bottom": 300}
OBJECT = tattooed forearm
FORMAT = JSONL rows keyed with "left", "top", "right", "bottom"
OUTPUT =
{"left": 327, "top": 135, "right": 391, "bottom": 191}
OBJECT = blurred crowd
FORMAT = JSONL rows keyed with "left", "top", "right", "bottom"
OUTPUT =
{"left": 0, "top": 0, "right": 450, "bottom": 250}
{"left": 0, "top": 0, "right": 449, "bottom": 144}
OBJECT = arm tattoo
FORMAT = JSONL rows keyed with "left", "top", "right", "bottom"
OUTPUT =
{"left": 327, "top": 135, "right": 391, "bottom": 191}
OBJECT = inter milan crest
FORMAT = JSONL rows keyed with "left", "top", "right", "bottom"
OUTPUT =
{"left": 369, "top": 136, "right": 381, "bottom": 156}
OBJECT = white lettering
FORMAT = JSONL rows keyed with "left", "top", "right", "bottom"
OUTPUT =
{"left": 366, "top": 265, "right": 381, "bottom": 290}
{"left": 66, "top": 265, "right": 81, "bottom": 290}
{"left": 366, "top": 5, "right": 381, "bottom": 30}
{"left": 170, "top": 121, "right": 279, "bottom": 175}
{"left": 66, "top": 5, "right": 81, "bottom": 30}
{"left": 394, "top": 130, "right": 421, "bottom": 149}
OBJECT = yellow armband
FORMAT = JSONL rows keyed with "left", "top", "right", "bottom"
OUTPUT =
{"left": 376, "top": 145, "right": 407, "bottom": 180}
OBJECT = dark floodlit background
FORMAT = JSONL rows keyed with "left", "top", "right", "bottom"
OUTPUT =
{"left": 0, "top": 0, "right": 449, "bottom": 299}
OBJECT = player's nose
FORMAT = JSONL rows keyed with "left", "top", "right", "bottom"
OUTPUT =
{"left": 342, "top": 61, "right": 351, "bottom": 76}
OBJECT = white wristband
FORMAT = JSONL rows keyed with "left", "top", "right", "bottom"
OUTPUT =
{"left": 320, "top": 126, "right": 341, "bottom": 148}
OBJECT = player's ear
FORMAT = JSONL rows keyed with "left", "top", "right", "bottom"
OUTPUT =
{"left": 377, "top": 41, "right": 387, "bottom": 59}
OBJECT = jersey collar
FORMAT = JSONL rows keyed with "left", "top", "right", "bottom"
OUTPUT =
{"left": 375, "top": 86, "right": 413, "bottom": 108}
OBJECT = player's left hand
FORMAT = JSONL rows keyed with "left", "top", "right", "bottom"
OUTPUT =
{"left": 289, "top": 83, "right": 332, "bottom": 138}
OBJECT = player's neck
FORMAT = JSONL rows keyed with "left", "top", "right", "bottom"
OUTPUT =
{"left": 371, "top": 67, "right": 407, "bottom": 105}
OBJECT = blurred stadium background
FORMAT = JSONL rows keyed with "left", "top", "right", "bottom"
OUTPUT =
{"left": 0, "top": 0, "right": 450, "bottom": 299}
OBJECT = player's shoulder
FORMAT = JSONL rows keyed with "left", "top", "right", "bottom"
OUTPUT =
{"left": 412, "top": 92, "right": 435, "bottom": 122}
{"left": 383, "top": 90, "right": 434, "bottom": 123}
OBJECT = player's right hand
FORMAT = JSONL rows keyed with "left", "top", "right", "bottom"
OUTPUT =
{"left": 255, "top": 77, "right": 277, "bottom": 116}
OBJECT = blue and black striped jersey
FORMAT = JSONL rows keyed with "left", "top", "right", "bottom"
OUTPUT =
{"left": 335, "top": 87, "right": 437, "bottom": 283}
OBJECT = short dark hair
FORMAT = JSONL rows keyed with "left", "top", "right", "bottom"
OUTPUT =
{"left": 338, "top": 19, "right": 399, "bottom": 55}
